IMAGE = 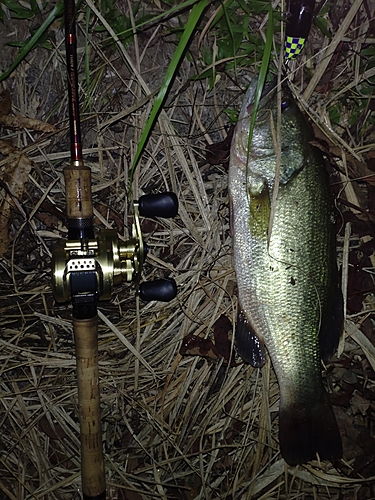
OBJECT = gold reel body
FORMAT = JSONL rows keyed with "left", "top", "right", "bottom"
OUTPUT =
{"left": 52, "top": 204, "right": 144, "bottom": 304}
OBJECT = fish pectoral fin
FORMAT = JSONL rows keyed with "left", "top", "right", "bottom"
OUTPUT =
{"left": 235, "top": 309, "right": 266, "bottom": 368}
{"left": 249, "top": 186, "right": 271, "bottom": 239}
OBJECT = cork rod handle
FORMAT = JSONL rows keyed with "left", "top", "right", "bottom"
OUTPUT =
{"left": 73, "top": 317, "right": 106, "bottom": 500}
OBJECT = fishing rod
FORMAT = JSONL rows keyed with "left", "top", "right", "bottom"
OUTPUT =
{"left": 52, "top": 1, "right": 178, "bottom": 498}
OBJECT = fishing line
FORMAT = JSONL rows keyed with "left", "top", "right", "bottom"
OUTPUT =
{"left": 266, "top": 0, "right": 325, "bottom": 331}
{"left": 243, "top": 4, "right": 274, "bottom": 208}
{"left": 267, "top": 0, "right": 285, "bottom": 248}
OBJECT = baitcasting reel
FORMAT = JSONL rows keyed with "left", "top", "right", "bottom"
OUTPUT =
{"left": 52, "top": 192, "right": 178, "bottom": 306}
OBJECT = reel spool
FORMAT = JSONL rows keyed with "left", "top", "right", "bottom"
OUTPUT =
{"left": 52, "top": 192, "right": 178, "bottom": 306}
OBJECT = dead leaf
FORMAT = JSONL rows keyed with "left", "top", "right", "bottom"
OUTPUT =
{"left": 0, "top": 88, "right": 55, "bottom": 133}
{"left": 180, "top": 316, "right": 237, "bottom": 366}
{"left": 39, "top": 415, "right": 67, "bottom": 440}
{"left": 350, "top": 392, "right": 370, "bottom": 416}
{"left": 0, "top": 140, "right": 33, "bottom": 255}
{"left": 0, "top": 139, "right": 14, "bottom": 156}
{"left": 179, "top": 333, "right": 218, "bottom": 360}
{"left": 0, "top": 114, "right": 56, "bottom": 133}
{"left": 0, "top": 88, "right": 12, "bottom": 115}
{"left": 36, "top": 212, "right": 60, "bottom": 229}
{"left": 120, "top": 490, "right": 144, "bottom": 500}
{"left": 213, "top": 314, "right": 235, "bottom": 366}
{"left": 205, "top": 125, "right": 234, "bottom": 168}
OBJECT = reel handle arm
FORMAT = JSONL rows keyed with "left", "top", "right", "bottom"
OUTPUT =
{"left": 52, "top": 192, "right": 179, "bottom": 305}
{"left": 136, "top": 192, "right": 178, "bottom": 302}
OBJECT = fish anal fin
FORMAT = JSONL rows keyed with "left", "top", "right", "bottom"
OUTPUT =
{"left": 235, "top": 309, "right": 266, "bottom": 368}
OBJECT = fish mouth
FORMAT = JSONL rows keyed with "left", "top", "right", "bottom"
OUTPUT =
{"left": 245, "top": 76, "right": 278, "bottom": 120}
{"left": 261, "top": 77, "right": 278, "bottom": 99}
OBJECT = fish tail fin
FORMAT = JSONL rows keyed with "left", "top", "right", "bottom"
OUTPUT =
{"left": 279, "top": 389, "right": 342, "bottom": 465}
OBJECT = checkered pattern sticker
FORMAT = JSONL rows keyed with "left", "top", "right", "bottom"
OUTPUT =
{"left": 284, "top": 36, "right": 306, "bottom": 59}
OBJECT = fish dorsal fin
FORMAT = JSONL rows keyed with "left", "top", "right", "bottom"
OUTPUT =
{"left": 235, "top": 309, "right": 266, "bottom": 368}
{"left": 319, "top": 283, "right": 344, "bottom": 362}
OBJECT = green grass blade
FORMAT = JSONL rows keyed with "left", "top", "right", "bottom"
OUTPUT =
{"left": 222, "top": 0, "right": 237, "bottom": 76}
{"left": 246, "top": 3, "right": 274, "bottom": 158}
{"left": 129, "top": 0, "right": 208, "bottom": 186}
{"left": 245, "top": 2, "right": 274, "bottom": 234}
{"left": 101, "top": 0, "right": 208, "bottom": 45}
{"left": 0, "top": 2, "right": 64, "bottom": 83}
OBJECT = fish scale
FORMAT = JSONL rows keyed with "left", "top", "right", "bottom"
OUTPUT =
{"left": 229, "top": 78, "right": 343, "bottom": 465}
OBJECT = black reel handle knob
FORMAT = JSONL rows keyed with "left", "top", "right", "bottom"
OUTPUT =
{"left": 139, "top": 278, "right": 177, "bottom": 302}
{"left": 138, "top": 192, "right": 178, "bottom": 218}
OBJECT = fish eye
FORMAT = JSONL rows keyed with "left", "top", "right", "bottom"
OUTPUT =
{"left": 281, "top": 100, "right": 290, "bottom": 111}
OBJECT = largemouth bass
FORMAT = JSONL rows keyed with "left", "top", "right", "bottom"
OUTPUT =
{"left": 229, "top": 78, "right": 343, "bottom": 465}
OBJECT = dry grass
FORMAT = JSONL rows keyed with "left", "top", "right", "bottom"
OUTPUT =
{"left": 0, "top": 1, "right": 375, "bottom": 499}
